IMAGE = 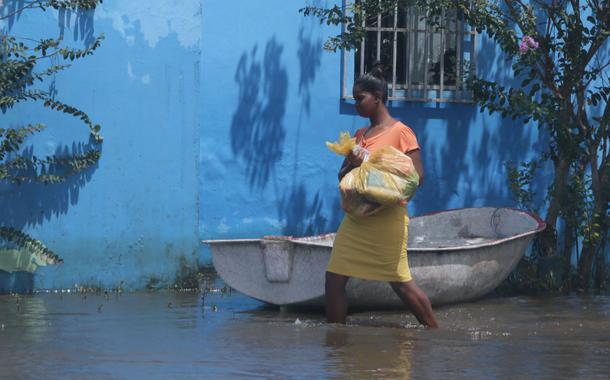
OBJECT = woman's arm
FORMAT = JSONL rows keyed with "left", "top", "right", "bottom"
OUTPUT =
{"left": 406, "top": 149, "right": 424, "bottom": 186}
{"left": 338, "top": 157, "right": 353, "bottom": 181}
{"left": 338, "top": 149, "right": 366, "bottom": 181}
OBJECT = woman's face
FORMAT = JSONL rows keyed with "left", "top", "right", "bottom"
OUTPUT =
{"left": 353, "top": 85, "right": 379, "bottom": 118}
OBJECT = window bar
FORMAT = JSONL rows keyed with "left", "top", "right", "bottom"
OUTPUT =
{"left": 471, "top": 24, "right": 477, "bottom": 101}
{"left": 342, "top": 47, "right": 348, "bottom": 98}
{"left": 344, "top": 0, "right": 474, "bottom": 103}
{"left": 342, "top": 1, "right": 349, "bottom": 99}
{"left": 360, "top": 9, "right": 366, "bottom": 77}
{"left": 439, "top": 9, "right": 445, "bottom": 102}
{"left": 456, "top": 14, "right": 462, "bottom": 101}
{"left": 422, "top": 9, "right": 429, "bottom": 100}
{"left": 391, "top": 4, "right": 398, "bottom": 99}
{"left": 376, "top": 12, "right": 381, "bottom": 61}
{"left": 405, "top": 6, "right": 411, "bottom": 98}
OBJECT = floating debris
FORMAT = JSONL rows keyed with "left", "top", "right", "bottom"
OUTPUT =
{"left": 97, "top": 304, "right": 103, "bottom": 313}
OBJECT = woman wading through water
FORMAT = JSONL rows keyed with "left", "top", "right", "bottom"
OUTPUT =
{"left": 326, "top": 63, "right": 438, "bottom": 328}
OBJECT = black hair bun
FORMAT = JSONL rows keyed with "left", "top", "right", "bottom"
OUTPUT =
{"left": 369, "top": 61, "right": 386, "bottom": 80}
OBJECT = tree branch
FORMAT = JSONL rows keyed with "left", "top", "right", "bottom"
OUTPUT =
{"left": 0, "top": 1, "right": 45, "bottom": 21}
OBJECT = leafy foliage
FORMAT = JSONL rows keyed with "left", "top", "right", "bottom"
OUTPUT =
{"left": 303, "top": 0, "right": 610, "bottom": 291}
{"left": 506, "top": 159, "right": 540, "bottom": 211}
{"left": 0, "top": 0, "right": 104, "bottom": 268}
{"left": 0, "top": 226, "right": 63, "bottom": 266}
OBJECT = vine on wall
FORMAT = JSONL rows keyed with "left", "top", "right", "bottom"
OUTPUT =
{"left": 1, "top": 0, "right": 104, "bottom": 269}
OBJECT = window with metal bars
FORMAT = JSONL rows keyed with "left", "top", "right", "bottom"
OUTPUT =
{"left": 341, "top": 2, "right": 476, "bottom": 103}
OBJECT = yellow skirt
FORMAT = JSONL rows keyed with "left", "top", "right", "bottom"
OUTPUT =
{"left": 327, "top": 206, "right": 412, "bottom": 282}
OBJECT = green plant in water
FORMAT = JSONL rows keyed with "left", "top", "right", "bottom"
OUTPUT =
{"left": 303, "top": 0, "right": 610, "bottom": 292}
{"left": 506, "top": 159, "right": 541, "bottom": 211}
{"left": 0, "top": 0, "right": 104, "bottom": 272}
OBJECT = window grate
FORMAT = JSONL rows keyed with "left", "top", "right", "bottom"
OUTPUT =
{"left": 342, "top": 1, "right": 477, "bottom": 103}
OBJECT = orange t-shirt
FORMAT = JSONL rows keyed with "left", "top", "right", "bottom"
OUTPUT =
{"left": 354, "top": 121, "right": 419, "bottom": 155}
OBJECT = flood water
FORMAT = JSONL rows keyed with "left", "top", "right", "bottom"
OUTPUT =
{"left": 1, "top": 286, "right": 609, "bottom": 379}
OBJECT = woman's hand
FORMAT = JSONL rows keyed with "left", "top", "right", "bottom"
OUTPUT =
{"left": 339, "top": 146, "right": 367, "bottom": 181}
{"left": 347, "top": 146, "right": 368, "bottom": 166}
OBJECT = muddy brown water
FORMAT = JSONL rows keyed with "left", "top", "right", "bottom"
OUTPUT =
{"left": 1, "top": 287, "right": 609, "bottom": 379}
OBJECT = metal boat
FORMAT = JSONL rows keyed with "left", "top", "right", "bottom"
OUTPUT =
{"left": 204, "top": 207, "right": 545, "bottom": 307}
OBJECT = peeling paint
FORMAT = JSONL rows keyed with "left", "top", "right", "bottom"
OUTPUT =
{"left": 217, "top": 219, "right": 230, "bottom": 234}
{"left": 3, "top": 0, "right": 201, "bottom": 291}
{"left": 96, "top": 0, "right": 201, "bottom": 49}
{"left": 264, "top": 218, "right": 287, "bottom": 230}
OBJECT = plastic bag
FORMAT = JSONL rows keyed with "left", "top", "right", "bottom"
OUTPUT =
{"left": 325, "top": 131, "right": 356, "bottom": 156}
{"left": 339, "top": 146, "right": 420, "bottom": 216}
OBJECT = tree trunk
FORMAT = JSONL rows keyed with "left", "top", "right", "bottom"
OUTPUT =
{"left": 577, "top": 243, "right": 595, "bottom": 290}
{"left": 562, "top": 219, "right": 575, "bottom": 290}
{"left": 577, "top": 199, "right": 608, "bottom": 290}
{"left": 594, "top": 235, "right": 607, "bottom": 289}
{"left": 540, "top": 158, "right": 570, "bottom": 257}
{"left": 585, "top": 149, "right": 609, "bottom": 290}
{"left": 592, "top": 192, "right": 609, "bottom": 290}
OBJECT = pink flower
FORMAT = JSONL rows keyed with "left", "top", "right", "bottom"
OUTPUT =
{"left": 519, "top": 41, "right": 529, "bottom": 54}
{"left": 519, "top": 35, "right": 539, "bottom": 54}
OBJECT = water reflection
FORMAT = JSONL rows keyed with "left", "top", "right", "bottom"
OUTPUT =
{"left": 0, "top": 293, "right": 608, "bottom": 379}
{"left": 0, "top": 295, "right": 49, "bottom": 344}
{"left": 325, "top": 326, "right": 414, "bottom": 379}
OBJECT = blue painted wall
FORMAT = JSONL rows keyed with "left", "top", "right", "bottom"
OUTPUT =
{"left": 199, "top": 0, "right": 547, "bottom": 246}
{"left": 2, "top": 0, "right": 550, "bottom": 290}
{"left": 1, "top": 0, "right": 202, "bottom": 290}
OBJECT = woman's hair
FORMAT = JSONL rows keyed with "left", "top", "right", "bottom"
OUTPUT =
{"left": 354, "top": 61, "right": 388, "bottom": 102}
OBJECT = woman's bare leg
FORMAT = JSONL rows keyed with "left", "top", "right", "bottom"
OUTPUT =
{"left": 390, "top": 280, "right": 438, "bottom": 328}
{"left": 325, "top": 271, "right": 350, "bottom": 324}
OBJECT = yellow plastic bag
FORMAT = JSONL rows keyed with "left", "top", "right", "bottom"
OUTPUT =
{"left": 326, "top": 131, "right": 356, "bottom": 156}
{"left": 339, "top": 146, "right": 420, "bottom": 216}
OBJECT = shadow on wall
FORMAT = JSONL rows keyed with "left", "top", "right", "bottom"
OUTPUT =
{"left": 230, "top": 37, "right": 288, "bottom": 191}
{"left": 278, "top": 19, "right": 343, "bottom": 237}
{"left": 57, "top": 5, "right": 97, "bottom": 46}
{"left": 2, "top": 0, "right": 96, "bottom": 45}
{"left": 1, "top": 2, "right": 100, "bottom": 232}
{"left": 278, "top": 184, "right": 326, "bottom": 236}
{"left": 0, "top": 142, "right": 98, "bottom": 291}
{"left": 339, "top": 33, "right": 547, "bottom": 215}
{"left": 1, "top": 3, "right": 100, "bottom": 292}
{"left": 230, "top": 31, "right": 341, "bottom": 237}
{"left": 1, "top": 0, "right": 24, "bottom": 29}
{"left": 0, "top": 271, "right": 33, "bottom": 293}
{"left": 0, "top": 140, "right": 100, "bottom": 230}
{"left": 296, "top": 25, "right": 322, "bottom": 116}
{"left": 462, "top": 32, "right": 550, "bottom": 212}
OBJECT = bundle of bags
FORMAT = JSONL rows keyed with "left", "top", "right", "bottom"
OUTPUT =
{"left": 326, "top": 132, "right": 420, "bottom": 216}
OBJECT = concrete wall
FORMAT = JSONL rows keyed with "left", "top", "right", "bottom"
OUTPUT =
{"left": 198, "top": 0, "right": 547, "bottom": 245}
{"left": 1, "top": 0, "right": 202, "bottom": 290}
{"left": 1, "top": 0, "right": 548, "bottom": 291}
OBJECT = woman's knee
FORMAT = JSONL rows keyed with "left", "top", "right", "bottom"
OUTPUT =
{"left": 325, "top": 272, "right": 349, "bottom": 292}
{"left": 391, "top": 281, "right": 423, "bottom": 301}
{"left": 390, "top": 280, "right": 413, "bottom": 294}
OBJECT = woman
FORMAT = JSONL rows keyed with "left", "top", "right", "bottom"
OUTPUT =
{"left": 326, "top": 64, "right": 439, "bottom": 328}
